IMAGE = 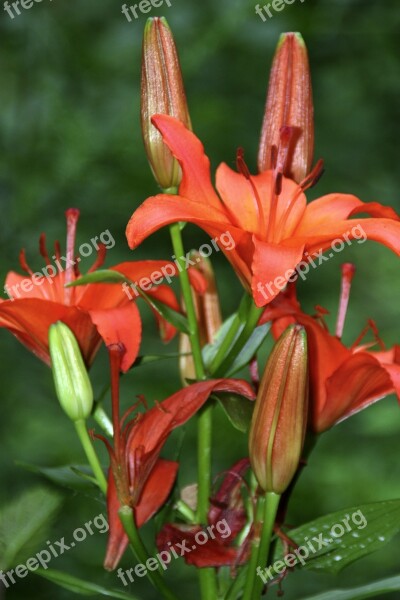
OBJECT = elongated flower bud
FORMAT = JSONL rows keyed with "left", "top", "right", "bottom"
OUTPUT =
{"left": 179, "top": 253, "right": 222, "bottom": 383}
{"left": 258, "top": 32, "right": 314, "bottom": 183}
{"left": 49, "top": 321, "right": 94, "bottom": 421}
{"left": 141, "top": 17, "right": 192, "bottom": 190}
{"left": 249, "top": 325, "right": 308, "bottom": 494}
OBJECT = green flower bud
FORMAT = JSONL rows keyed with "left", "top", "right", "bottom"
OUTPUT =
{"left": 49, "top": 321, "right": 94, "bottom": 421}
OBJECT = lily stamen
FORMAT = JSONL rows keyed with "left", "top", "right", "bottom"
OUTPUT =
{"left": 64, "top": 208, "right": 80, "bottom": 304}
{"left": 335, "top": 263, "right": 356, "bottom": 339}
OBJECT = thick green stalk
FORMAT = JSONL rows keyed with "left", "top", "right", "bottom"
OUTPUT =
{"left": 74, "top": 419, "right": 107, "bottom": 494}
{"left": 119, "top": 506, "right": 180, "bottom": 600}
{"left": 168, "top": 219, "right": 217, "bottom": 599}
{"left": 170, "top": 223, "right": 205, "bottom": 378}
{"left": 246, "top": 492, "right": 281, "bottom": 600}
{"left": 242, "top": 495, "right": 266, "bottom": 600}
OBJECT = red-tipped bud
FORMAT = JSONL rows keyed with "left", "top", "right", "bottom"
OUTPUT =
{"left": 179, "top": 253, "right": 222, "bottom": 383}
{"left": 258, "top": 32, "right": 314, "bottom": 183}
{"left": 249, "top": 325, "right": 308, "bottom": 494}
{"left": 141, "top": 17, "right": 192, "bottom": 190}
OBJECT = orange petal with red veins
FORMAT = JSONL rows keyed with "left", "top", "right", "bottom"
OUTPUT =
{"left": 251, "top": 237, "right": 304, "bottom": 306}
{"left": 0, "top": 299, "right": 100, "bottom": 366}
{"left": 321, "top": 352, "right": 396, "bottom": 431}
{"left": 151, "top": 114, "right": 222, "bottom": 210}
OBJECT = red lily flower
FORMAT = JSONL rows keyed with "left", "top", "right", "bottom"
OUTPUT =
{"left": 156, "top": 458, "right": 251, "bottom": 569}
{"left": 102, "top": 345, "right": 255, "bottom": 570}
{"left": 260, "top": 265, "right": 400, "bottom": 432}
{"left": 126, "top": 115, "right": 400, "bottom": 307}
{"left": 0, "top": 209, "right": 202, "bottom": 372}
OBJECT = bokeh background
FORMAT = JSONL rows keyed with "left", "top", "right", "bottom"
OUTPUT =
{"left": 0, "top": 0, "right": 399, "bottom": 598}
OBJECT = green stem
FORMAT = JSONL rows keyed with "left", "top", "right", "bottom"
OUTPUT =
{"left": 118, "top": 506, "right": 180, "bottom": 600}
{"left": 224, "top": 566, "right": 247, "bottom": 600}
{"left": 170, "top": 223, "right": 205, "bottom": 378}
{"left": 250, "top": 492, "right": 281, "bottom": 600}
{"left": 214, "top": 300, "right": 263, "bottom": 377}
{"left": 168, "top": 219, "right": 217, "bottom": 600}
{"left": 242, "top": 495, "right": 266, "bottom": 600}
{"left": 74, "top": 419, "right": 107, "bottom": 494}
{"left": 174, "top": 499, "right": 196, "bottom": 524}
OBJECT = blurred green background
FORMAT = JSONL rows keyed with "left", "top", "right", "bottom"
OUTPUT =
{"left": 0, "top": 0, "right": 399, "bottom": 598}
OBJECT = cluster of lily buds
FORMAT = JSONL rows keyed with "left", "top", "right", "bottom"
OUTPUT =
{"left": 141, "top": 20, "right": 313, "bottom": 188}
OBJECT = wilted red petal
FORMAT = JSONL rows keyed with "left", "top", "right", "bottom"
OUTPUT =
{"left": 135, "top": 459, "right": 179, "bottom": 526}
{"left": 104, "top": 470, "right": 129, "bottom": 571}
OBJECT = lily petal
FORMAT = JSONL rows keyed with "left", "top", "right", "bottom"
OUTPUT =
{"left": 0, "top": 299, "right": 100, "bottom": 366}
{"left": 321, "top": 352, "right": 396, "bottom": 431}
{"left": 89, "top": 303, "right": 142, "bottom": 372}
{"left": 251, "top": 236, "right": 304, "bottom": 306}
{"left": 152, "top": 114, "right": 222, "bottom": 210}
{"left": 135, "top": 459, "right": 179, "bottom": 526}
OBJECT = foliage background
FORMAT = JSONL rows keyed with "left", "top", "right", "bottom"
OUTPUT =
{"left": 0, "top": 0, "right": 399, "bottom": 598}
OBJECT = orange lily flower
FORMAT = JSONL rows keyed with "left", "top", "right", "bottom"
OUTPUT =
{"left": 0, "top": 209, "right": 200, "bottom": 372}
{"left": 260, "top": 265, "right": 400, "bottom": 432}
{"left": 126, "top": 115, "right": 400, "bottom": 307}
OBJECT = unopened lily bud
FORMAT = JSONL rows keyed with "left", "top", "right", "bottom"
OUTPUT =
{"left": 49, "top": 321, "right": 94, "bottom": 422}
{"left": 249, "top": 325, "right": 308, "bottom": 494}
{"left": 141, "top": 17, "right": 192, "bottom": 190}
{"left": 258, "top": 32, "right": 314, "bottom": 183}
{"left": 179, "top": 253, "right": 222, "bottom": 383}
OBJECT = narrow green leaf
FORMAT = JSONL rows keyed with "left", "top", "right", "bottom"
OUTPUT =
{"left": 16, "top": 462, "right": 101, "bottom": 493}
{"left": 225, "top": 323, "right": 270, "bottom": 377}
{"left": 216, "top": 393, "right": 255, "bottom": 433}
{"left": 271, "top": 499, "right": 400, "bottom": 575}
{"left": 133, "top": 352, "right": 192, "bottom": 367}
{"left": 298, "top": 575, "right": 400, "bottom": 600}
{"left": 35, "top": 568, "right": 138, "bottom": 599}
{"left": 202, "top": 314, "right": 244, "bottom": 368}
{"left": 0, "top": 487, "right": 62, "bottom": 570}
{"left": 67, "top": 270, "right": 190, "bottom": 334}
{"left": 135, "top": 286, "right": 190, "bottom": 334}
{"left": 66, "top": 269, "right": 127, "bottom": 286}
